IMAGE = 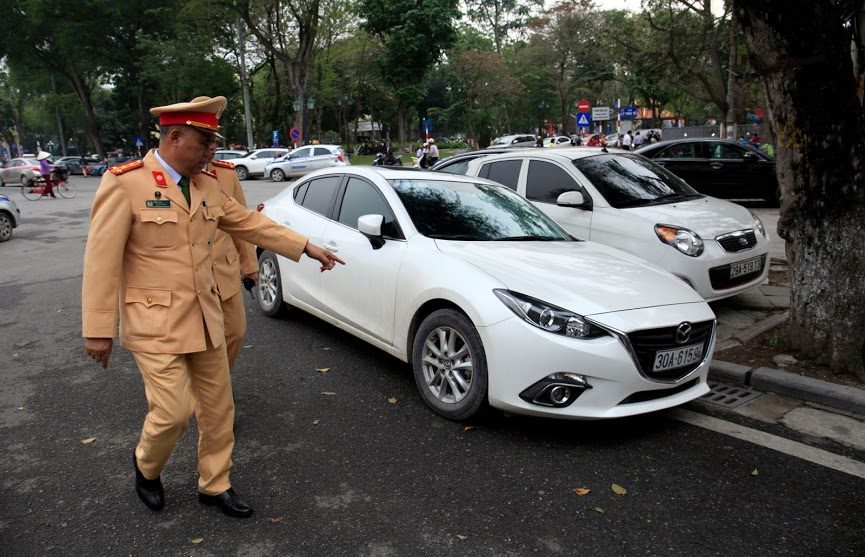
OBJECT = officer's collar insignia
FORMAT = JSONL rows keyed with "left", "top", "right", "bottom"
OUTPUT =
{"left": 211, "top": 159, "right": 235, "bottom": 169}
{"left": 202, "top": 169, "right": 217, "bottom": 179}
{"left": 108, "top": 159, "right": 144, "bottom": 175}
{"left": 152, "top": 171, "right": 168, "bottom": 187}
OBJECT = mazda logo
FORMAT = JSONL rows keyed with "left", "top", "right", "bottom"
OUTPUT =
{"left": 676, "top": 322, "right": 692, "bottom": 344}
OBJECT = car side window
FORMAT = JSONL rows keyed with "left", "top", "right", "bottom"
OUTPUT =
{"left": 660, "top": 143, "right": 699, "bottom": 158}
{"left": 479, "top": 160, "right": 521, "bottom": 190}
{"left": 525, "top": 160, "right": 582, "bottom": 203}
{"left": 313, "top": 148, "right": 332, "bottom": 157}
{"left": 292, "top": 148, "right": 311, "bottom": 159}
{"left": 710, "top": 143, "right": 749, "bottom": 159}
{"left": 300, "top": 176, "right": 341, "bottom": 217}
{"left": 293, "top": 182, "right": 309, "bottom": 203}
{"left": 437, "top": 159, "right": 471, "bottom": 175}
{"left": 337, "top": 178, "right": 399, "bottom": 237}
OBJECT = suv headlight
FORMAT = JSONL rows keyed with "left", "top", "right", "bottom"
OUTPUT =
{"left": 749, "top": 211, "right": 767, "bottom": 238}
{"left": 654, "top": 224, "right": 704, "bottom": 257}
{"left": 494, "top": 289, "right": 607, "bottom": 338}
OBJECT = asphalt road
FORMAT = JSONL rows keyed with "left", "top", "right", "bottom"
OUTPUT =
{"left": 0, "top": 176, "right": 862, "bottom": 556}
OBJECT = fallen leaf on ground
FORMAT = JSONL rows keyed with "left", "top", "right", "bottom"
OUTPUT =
{"left": 312, "top": 420, "right": 320, "bottom": 425}
{"left": 388, "top": 397, "right": 397, "bottom": 404}
{"left": 80, "top": 437, "right": 96, "bottom": 445}
{"left": 17, "top": 406, "right": 24, "bottom": 411}
{"left": 751, "top": 468, "right": 759, "bottom": 476}
{"left": 243, "top": 344, "right": 253, "bottom": 349}
{"left": 316, "top": 367, "right": 331, "bottom": 373}
{"left": 190, "top": 538, "right": 204, "bottom": 544}
{"left": 463, "top": 426, "right": 475, "bottom": 432}
{"left": 321, "top": 391, "right": 337, "bottom": 396}
{"left": 611, "top": 483, "right": 627, "bottom": 496}
{"left": 266, "top": 516, "right": 283, "bottom": 524}
{"left": 456, "top": 534, "right": 468, "bottom": 540}
{"left": 593, "top": 507, "right": 605, "bottom": 514}
{"left": 572, "top": 488, "right": 591, "bottom": 496}
{"left": 322, "top": 347, "right": 331, "bottom": 351}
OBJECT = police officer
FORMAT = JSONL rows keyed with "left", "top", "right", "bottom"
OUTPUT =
{"left": 82, "top": 96, "right": 344, "bottom": 518}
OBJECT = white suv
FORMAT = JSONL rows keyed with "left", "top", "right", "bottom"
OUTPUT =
{"left": 231, "top": 148, "right": 290, "bottom": 180}
{"left": 460, "top": 147, "right": 770, "bottom": 301}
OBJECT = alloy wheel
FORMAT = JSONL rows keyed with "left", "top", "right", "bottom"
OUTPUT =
{"left": 420, "top": 326, "right": 474, "bottom": 404}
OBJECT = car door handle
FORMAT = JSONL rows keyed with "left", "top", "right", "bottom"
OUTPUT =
{"left": 324, "top": 241, "right": 339, "bottom": 253}
{"left": 710, "top": 162, "right": 723, "bottom": 170}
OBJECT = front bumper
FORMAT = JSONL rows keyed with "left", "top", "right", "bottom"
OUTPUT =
{"left": 480, "top": 302, "right": 715, "bottom": 419}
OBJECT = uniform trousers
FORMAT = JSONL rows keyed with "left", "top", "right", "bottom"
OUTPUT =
{"left": 221, "top": 291, "right": 247, "bottom": 371}
{"left": 132, "top": 334, "right": 234, "bottom": 495}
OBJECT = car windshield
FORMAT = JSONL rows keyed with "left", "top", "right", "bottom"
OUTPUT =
{"left": 390, "top": 179, "right": 571, "bottom": 241}
{"left": 572, "top": 154, "right": 703, "bottom": 208}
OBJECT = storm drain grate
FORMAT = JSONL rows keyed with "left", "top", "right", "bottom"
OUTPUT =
{"left": 700, "top": 381, "right": 762, "bottom": 408}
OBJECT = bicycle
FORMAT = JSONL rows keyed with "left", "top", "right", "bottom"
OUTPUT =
{"left": 21, "top": 170, "right": 77, "bottom": 200}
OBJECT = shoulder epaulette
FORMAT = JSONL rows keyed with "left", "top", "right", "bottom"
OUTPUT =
{"left": 211, "top": 159, "right": 235, "bottom": 169}
{"left": 201, "top": 169, "right": 217, "bottom": 179}
{"left": 108, "top": 160, "right": 144, "bottom": 175}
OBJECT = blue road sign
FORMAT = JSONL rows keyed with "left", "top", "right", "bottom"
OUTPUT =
{"left": 272, "top": 129, "right": 280, "bottom": 147}
{"left": 621, "top": 106, "right": 638, "bottom": 118}
{"left": 132, "top": 135, "right": 144, "bottom": 148}
{"left": 576, "top": 113, "right": 591, "bottom": 127}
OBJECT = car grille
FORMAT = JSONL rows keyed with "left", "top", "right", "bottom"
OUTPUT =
{"left": 627, "top": 320, "right": 714, "bottom": 381}
{"left": 618, "top": 378, "right": 701, "bottom": 405}
{"left": 716, "top": 229, "right": 758, "bottom": 253}
{"left": 709, "top": 254, "right": 767, "bottom": 290}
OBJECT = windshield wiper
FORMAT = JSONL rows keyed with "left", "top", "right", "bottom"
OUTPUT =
{"left": 429, "top": 233, "right": 488, "bottom": 241}
{"left": 653, "top": 192, "right": 703, "bottom": 202}
{"left": 493, "top": 235, "right": 562, "bottom": 241}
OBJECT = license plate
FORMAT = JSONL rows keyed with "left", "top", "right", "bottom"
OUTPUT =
{"left": 729, "top": 256, "right": 762, "bottom": 279}
{"left": 653, "top": 342, "right": 703, "bottom": 372}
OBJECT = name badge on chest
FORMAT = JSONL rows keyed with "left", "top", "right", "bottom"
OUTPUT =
{"left": 146, "top": 200, "right": 172, "bottom": 208}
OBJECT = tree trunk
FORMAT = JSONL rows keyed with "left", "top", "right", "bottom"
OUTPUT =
{"left": 734, "top": 0, "right": 865, "bottom": 380}
{"left": 66, "top": 71, "right": 104, "bottom": 158}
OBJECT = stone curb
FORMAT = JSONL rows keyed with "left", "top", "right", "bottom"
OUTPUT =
{"left": 708, "top": 360, "right": 865, "bottom": 416}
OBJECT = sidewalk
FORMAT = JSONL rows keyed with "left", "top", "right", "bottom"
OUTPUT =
{"left": 709, "top": 261, "right": 865, "bottom": 417}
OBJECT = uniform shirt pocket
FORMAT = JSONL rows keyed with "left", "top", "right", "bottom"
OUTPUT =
{"left": 139, "top": 209, "right": 179, "bottom": 250}
{"left": 124, "top": 287, "right": 171, "bottom": 339}
{"left": 204, "top": 206, "right": 225, "bottom": 221}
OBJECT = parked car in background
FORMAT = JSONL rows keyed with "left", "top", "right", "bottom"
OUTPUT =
{"left": 636, "top": 138, "right": 778, "bottom": 204}
{"left": 231, "top": 148, "right": 290, "bottom": 180}
{"left": 255, "top": 166, "right": 715, "bottom": 420}
{"left": 488, "top": 134, "right": 538, "bottom": 148}
{"left": 543, "top": 135, "right": 572, "bottom": 147}
{"left": 0, "top": 158, "right": 42, "bottom": 186}
{"left": 458, "top": 147, "right": 770, "bottom": 302}
{"left": 430, "top": 148, "right": 513, "bottom": 175}
{"left": 0, "top": 193, "right": 21, "bottom": 242}
{"left": 264, "top": 145, "right": 350, "bottom": 181}
{"left": 214, "top": 149, "right": 248, "bottom": 161}
{"left": 53, "top": 156, "right": 87, "bottom": 175}
{"left": 83, "top": 154, "right": 139, "bottom": 177}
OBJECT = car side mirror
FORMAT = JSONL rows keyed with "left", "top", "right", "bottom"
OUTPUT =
{"left": 358, "top": 214, "right": 386, "bottom": 249}
{"left": 556, "top": 191, "right": 586, "bottom": 208}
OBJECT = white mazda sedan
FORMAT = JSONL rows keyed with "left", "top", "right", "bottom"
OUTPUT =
{"left": 255, "top": 167, "right": 716, "bottom": 420}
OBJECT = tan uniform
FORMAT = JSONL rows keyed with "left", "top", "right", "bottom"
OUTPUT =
{"left": 208, "top": 159, "right": 257, "bottom": 369}
{"left": 81, "top": 150, "right": 307, "bottom": 494}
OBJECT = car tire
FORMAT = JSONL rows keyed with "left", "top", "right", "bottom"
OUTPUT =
{"left": 0, "top": 212, "right": 12, "bottom": 242}
{"left": 411, "top": 309, "right": 488, "bottom": 421}
{"left": 235, "top": 166, "right": 249, "bottom": 181}
{"left": 270, "top": 168, "right": 285, "bottom": 182}
{"left": 257, "top": 250, "right": 288, "bottom": 317}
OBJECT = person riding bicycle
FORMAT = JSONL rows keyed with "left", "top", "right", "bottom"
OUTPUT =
{"left": 37, "top": 151, "right": 57, "bottom": 198}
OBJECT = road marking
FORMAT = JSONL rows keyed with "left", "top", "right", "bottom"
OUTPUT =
{"left": 668, "top": 408, "right": 865, "bottom": 479}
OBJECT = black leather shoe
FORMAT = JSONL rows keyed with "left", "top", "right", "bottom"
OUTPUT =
{"left": 133, "top": 451, "right": 165, "bottom": 511}
{"left": 198, "top": 487, "right": 254, "bottom": 518}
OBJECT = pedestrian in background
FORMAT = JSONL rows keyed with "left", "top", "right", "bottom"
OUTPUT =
{"left": 622, "top": 130, "right": 633, "bottom": 150}
{"left": 82, "top": 95, "right": 344, "bottom": 519}
{"left": 633, "top": 131, "right": 645, "bottom": 149}
{"left": 36, "top": 151, "right": 57, "bottom": 197}
{"left": 427, "top": 138, "right": 439, "bottom": 166}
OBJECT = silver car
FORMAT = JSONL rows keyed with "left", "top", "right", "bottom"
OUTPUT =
{"left": 0, "top": 158, "right": 42, "bottom": 186}
{"left": 264, "top": 145, "right": 350, "bottom": 181}
{"left": 0, "top": 193, "right": 21, "bottom": 242}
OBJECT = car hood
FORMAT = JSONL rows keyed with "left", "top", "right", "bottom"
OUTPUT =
{"left": 436, "top": 240, "right": 703, "bottom": 316}
{"left": 625, "top": 196, "right": 756, "bottom": 237}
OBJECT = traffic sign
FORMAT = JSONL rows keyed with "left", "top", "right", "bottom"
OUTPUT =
{"left": 576, "top": 113, "right": 591, "bottom": 127}
{"left": 592, "top": 107, "right": 612, "bottom": 121}
{"left": 132, "top": 135, "right": 144, "bottom": 148}
{"left": 577, "top": 99, "right": 591, "bottom": 113}
{"left": 621, "top": 106, "right": 638, "bottom": 118}
{"left": 290, "top": 127, "right": 301, "bottom": 141}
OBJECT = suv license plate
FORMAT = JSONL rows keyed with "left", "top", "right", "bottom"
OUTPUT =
{"left": 730, "top": 256, "right": 762, "bottom": 279}
{"left": 653, "top": 343, "right": 703, "bottom": 372}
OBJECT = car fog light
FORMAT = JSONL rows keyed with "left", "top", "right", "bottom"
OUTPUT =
{"left": 519, "top": 373, "right": 592, "bottom": 408}
{"left": 549, "top": 386, "right": 572, "bottom": 405}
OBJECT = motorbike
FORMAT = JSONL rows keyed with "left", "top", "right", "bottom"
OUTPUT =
{"left": 372, "top": 152, "right": 403, "bottom": 166}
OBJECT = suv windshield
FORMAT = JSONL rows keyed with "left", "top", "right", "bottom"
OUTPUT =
{"left": 573, "top": 154, "right": 703, "bottom": 208}
{"left": 390, "top": 179, "right": 571, "bottom": 241}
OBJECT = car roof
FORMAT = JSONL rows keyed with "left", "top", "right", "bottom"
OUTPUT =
{"left": 302, "top": 165, "right": 504, "bottom": 187}
{"left": 468, "top": 146, "right": 630, "bottom": 164}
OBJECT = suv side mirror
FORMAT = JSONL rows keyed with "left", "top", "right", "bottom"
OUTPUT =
{"left": 358, "top": 214, "right": 385, "bottom": 249}
{"left": 556, "top": 191, "right": 586, "bottom": 207}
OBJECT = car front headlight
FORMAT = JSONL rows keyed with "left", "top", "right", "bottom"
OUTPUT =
{"left": 493, "top": 289, "right": 607, "bottom": 339}
{"left": 750, "top": 211, "right": 767, "bottom": 238}
{"left": 654, "top": 224, "right": 704, "bottom": 257}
